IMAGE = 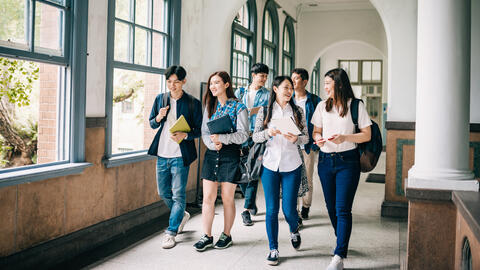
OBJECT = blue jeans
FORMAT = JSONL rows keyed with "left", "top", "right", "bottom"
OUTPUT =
{"left": 261, "top": 166, "right": 302, "bottom": 250}
{"left": 317, "top": 149, "right": 360, "bottom": 258}
{"left": 156, "top": 157, "right": 189, "bottom": 236}
{"left": 240, "top": 180, "right": 258, "bottom": 210}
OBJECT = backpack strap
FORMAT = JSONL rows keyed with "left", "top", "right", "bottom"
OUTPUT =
{"left": 351, "top": 98, "right": 362, "bottom": 132}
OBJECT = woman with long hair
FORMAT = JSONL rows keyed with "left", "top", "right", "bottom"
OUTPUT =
{"left": 311, "top": 68, "right": 372, "bottom": 270}
{"left": 193, "top": 71, "right": 248, "bottom": 252}
{"left": 252, "top": 76, "right": 309, "bottom": 265}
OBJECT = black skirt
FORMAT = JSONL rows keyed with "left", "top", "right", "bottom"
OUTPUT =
{"left": 201, "top": 144, "right": 241, "bottom": 183}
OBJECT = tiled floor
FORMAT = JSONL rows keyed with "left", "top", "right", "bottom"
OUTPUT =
{"left": 86, "top": 153, "right": 407, "bottom": 270}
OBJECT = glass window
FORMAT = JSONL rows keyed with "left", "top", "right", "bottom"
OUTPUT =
{"left": 0, "top": 0, "right": 85, "bottom": 173}
{"left": 282, "top": 17, "right": 294, "bottom": 76}
{"left": 231, "top": 0, "right": 255, "bottom": 90}
{"left": 106, "top": 0, "right": 175, "bottom": 158}
{"left": 113, "top": 0, "right": 167, "bottom": 68}
{"left": 112, "top": 69, "right": 164, "bottom": 154}
{"left": 262, "top": 1, "right": 278, "bottom": 88}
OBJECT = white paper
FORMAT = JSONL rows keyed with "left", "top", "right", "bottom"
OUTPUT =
{"left": 270, "top": 117, "right": 302, "bottom": 135}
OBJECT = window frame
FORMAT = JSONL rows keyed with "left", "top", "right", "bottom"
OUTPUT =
{"left": 311, "top": 58, "right": 320, "bottom": 96}
{"left": 261, "top": 0, "right": 279, "bottom": 82}
{"left": 282, "top": 16, "right": 295, "bottom": 75}
{"left": 230, "top": 0, "right": 257, "bottom": 90}
{"left": 103, "top": 0, "right": 181, "bottom": 168}
{"left": 338, "top": 59, "right": 383, "bottom": 86}
{"left": 0, "top": 0, "right": 90, "bottom": 187}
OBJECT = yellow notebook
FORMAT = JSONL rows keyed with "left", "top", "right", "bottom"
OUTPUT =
{"left": 169, "top": 115, "right": 191, "bottom": 134}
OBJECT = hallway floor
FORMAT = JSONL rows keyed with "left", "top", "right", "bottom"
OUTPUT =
{"left": 85, "top": 153, "right": 407, "bottom": 270}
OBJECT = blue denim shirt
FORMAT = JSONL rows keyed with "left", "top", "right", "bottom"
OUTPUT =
{"left": 234, "top": 86, "right": 270, "bottom": 132}
{"left": 295, "top": 91, "right": 321, "bottom": 154}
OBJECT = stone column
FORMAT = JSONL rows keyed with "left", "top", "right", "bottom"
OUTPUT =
{"left": 407, "top": 0, "right": 478, "bottom": 191}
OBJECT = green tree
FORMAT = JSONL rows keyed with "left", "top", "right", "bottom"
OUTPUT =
{"left": 0, "top": 57, "right": 39, "bottom": 167}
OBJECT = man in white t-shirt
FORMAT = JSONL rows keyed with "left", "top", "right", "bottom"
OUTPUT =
{"left": 291, "top": 68, "right": 321, "bottom": 225}
{"left": 147, "top": 66, "right": 203, "bottom": 249}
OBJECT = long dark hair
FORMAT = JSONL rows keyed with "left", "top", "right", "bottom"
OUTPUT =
{"left": 203, "top": 71, "right": 237, "bottom": 118}
{"left": 264, "top": 76, "right": 304, "bottom": 131}
{"left": 324, "top": 68, "right": 355, "bottom": 117}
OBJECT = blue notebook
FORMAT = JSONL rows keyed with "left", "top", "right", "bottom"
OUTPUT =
{"left": 207, "top": 115, "right": 236, "bottom": 134}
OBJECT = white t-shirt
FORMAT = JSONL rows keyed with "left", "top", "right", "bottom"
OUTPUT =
{"left": 311, "top": 99, "right": 372, "bottom": 153}
{"left": 157, "top": 98, "right": 182, "bottom": 158}
{"left": 247, "top": 88, "right": 259, "bottom": 108}
{"left": 295, "top": 96, "right": 308, "bottom": 150}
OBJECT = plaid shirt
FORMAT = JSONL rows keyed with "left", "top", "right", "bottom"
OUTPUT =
{"left": 210, "top": 99, "right": 247, "bottom": 129}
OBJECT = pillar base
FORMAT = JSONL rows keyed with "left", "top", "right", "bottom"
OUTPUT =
{"left": 407, "top": 177, "right": 479, "bottom": 191}
{"left": 381, "top": 201, "right": 408, "bottom": 218}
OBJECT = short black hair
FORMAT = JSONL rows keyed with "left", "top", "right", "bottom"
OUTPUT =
{"left": 292, "top": 68, "right": 309, "bottom": 81}
{"left": 251, "top": 63, "right": 269, "bottom": 74}
{"left": 165, "top": 65, "right": 187, "bottom": 80}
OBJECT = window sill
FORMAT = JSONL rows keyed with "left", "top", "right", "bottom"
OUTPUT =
{"left": 103, "top": 152, "right": 156, "bottom": 168}
{"left": 0, "top": 162, "right": 92, "bottom": 188}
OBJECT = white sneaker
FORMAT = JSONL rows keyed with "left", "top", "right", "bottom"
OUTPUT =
{"left": 162, "top": 234, "right": 176, "bottom": 249}
{"left": 178, "top": 211, "right": 190, "bottom": 234}
{"left": 326, "top": 255, "right": 343, "bottom": 270}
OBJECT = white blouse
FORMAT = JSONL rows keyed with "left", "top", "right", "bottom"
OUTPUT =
{"left": 311, "top": 99, "right": 372, "bottom": 153}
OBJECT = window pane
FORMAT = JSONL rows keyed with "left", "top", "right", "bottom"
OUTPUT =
{"left": 372, "top": 61, "right": 381, "bottom": 81}
{"left": 45, "top": 0, "right": 66, "bottom": 5}
{"left": 112, "top": 69, "right": 164, "bottom": 154}
{"left": 264, "top": 11, "right": 273, "bottom": 41}
{"left": 35, "top": 3, "right": 63, "bottom": 56}
{"left": 284, "top": 56, "right": 291, "bottom": 75}
{"left": 135, "top": 0, "right": 150, "bottom": 27}
{"left": 0, "top": 0, "right": 28, "bottom": 50}
{"left": 153, "top": 0, "right": 166, "bottom": 31}
{"left": 116, "top": 0, "right": 131, "bottom": 21}
{"left": 152, "top": 32, "right": 166, "bottom": 68}
{"left": 362, "top": 61, "right": 372, "bottom": 82}
{"left": 234, "top": 4, "right": 249, "bottom": 29}
{"left": 283, "top": 29, "right": 290, "bottom": 52}
{"left": 114, "top": 21, "right": 131, "bottom": 62}
{"left": 349, "top": 61, "right": 358, "bottom": 83}
{"left": 134, "top": 27, "right": 148, "bottom": 65}
{"left": 0, "top": 57, "right": 67, "bottom": 169}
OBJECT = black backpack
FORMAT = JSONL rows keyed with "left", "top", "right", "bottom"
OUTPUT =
{"left": 351, "top": 99, "right": 383, "bottom": 172}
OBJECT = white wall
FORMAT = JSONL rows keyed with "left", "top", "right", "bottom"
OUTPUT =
{"left": 317, "top": 41, "right": 387, "bottom": 101}
{"left": 85, "top": 0, "right": 108, "bottom": 117}
{"left": 471, "top": 0, "right": 480, "bottom": 123}
{"left": 297, "top": 8, "right": 387, "bottom": 73}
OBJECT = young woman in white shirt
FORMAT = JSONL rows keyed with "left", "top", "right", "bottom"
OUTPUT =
{"left": 311, "top": 68, "right": 372, "bottom": 270}
{"left": 252, "top": 76, "right": 309, "bottom": 265}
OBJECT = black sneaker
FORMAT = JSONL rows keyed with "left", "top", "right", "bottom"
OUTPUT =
{"left": 241, "top": 210, "right": 253, "bottom": 226}
{"left": 301, "top": 206, "right": 310, "bottom": 220}
{"left": 214, "top": 232, "right": 233, "bottom": 249}
{"left": 291, "top": 229, "right": 301, "bottom": 250}
{"left": 248, "top": 205, "right": 258, "bottom": 216}
{"left": 297, "top": 216, "right": 303, "bottom": 229}
{"left": 266, "top": 249, "right": 279, "bottom": 265}
{"left": 193, "top": 234, "right": 213, "bottom": 251}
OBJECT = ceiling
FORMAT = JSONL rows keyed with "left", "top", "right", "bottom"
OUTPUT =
{"left": 290, "top": 0, "right": 375, "bottom": 12}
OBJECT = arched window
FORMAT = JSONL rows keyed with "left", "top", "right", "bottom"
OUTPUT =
{"left": 262, "top": 0, "right": 279, "bottom": 88}
{"left": 231, "top": 0, "right": 256, "bottom": 89}
{"left": 282, "top": 16, "right": 295, "bottom": 75}
{"left": 311, "top": 58, "right": 321, "bottom": 95}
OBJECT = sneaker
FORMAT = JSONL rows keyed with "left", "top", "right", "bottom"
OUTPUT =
{"left": 290, "top": 229, "right": 301, "bottom": 250}
{"left": 266, "top": 249, "right": 279, "bottom": 266}
{"left": 326, "top": 255, "right": 344, "bottom": 270}
{"left": 301, "top": 206, "right": 310, "bottom": 219}
{"left": 214, "top": 232, "right": 233, "bottom": 249}
{"left": 162, "top": 233, "right": 176, "bottom": 249}
{"left": 193, "top": 234, "right": 213, "bottom": 251}
{"left": 297, "top": 216, "right": 303, "bottom": 228}
{"left": 178, "top": 211, "right": 190, "bottom": 234}
{"left": 248, "top": 205, "right": 258, "bottom": 216}
{"left": 241, "top": 210, "right": 253, "bottom": 226}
